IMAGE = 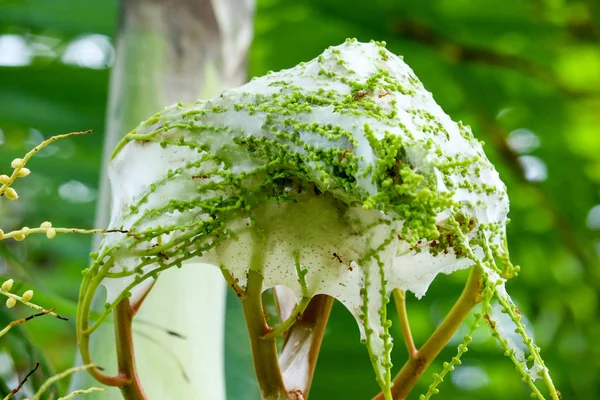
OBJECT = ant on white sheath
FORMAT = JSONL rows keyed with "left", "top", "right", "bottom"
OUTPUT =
{"left": 332, "top": 252, "right": 353, "bottom": 271}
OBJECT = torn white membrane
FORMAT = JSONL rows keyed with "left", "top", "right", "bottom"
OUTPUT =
{"left": 98, "top": 40, "right": 512, "bottom": 394}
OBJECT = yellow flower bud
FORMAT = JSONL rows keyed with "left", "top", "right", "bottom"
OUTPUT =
{"left": 6, "top": 297, "right": 16, "bottom": 308}
{"left": 1, "top": 279, "right": 13, "bottom": 292}
{"left": 21, "top": 227, "right": 30, "bottom": 235}
{"left": 0, "top": 229, "right": 3, "bottom": 239}
{"left": 5, "top": 187, "right": 18, "bottom": 200}
{"left": 14, "top": 232, "right": 25, "bottom": 241}
{"left": 17, "top": 168, "right": 31, "bottom": 177}
{"left": 40, "top": 221, "right": 52, "bottom": 229}
{"left": 22, "top": 290, "right": 33, "bottom": 303}
{"left": 0, "top": 175, "right": 9, "bottom": 184}
{"left": 46, "top": 228, "right": 57, "bottom": 239}
{"left": 11, "top": 158, "right": 24, "bottom": 169}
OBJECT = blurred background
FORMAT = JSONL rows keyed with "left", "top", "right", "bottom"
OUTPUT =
{"left": 1, "top": 0, "right": 599, "bottom": 399}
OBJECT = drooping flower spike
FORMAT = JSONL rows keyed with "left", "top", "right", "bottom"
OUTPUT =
{"left": 78, "top": 39, "right": 558, "bottom": 399}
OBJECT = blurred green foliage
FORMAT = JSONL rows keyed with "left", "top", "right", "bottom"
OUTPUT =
{"left": 1, "top": 0, "right": 599, "bottom": 398}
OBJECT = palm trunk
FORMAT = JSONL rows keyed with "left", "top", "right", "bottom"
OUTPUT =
{"left": 70, "top": 0, "right": 255, "bottom": 398}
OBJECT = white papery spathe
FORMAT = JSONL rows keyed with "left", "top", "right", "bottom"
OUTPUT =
{"left": 100, "top": 40, "right": 510, "bottom": 388}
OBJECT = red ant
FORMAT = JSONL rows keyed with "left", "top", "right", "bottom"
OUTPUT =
{"left": 353, "top": 91, "right": 369, "bottom": 101}
{"left": 338, "top": 149, "right": 350, "bottom": 163}
{"left": 514, "top": 306, "right": 522, "bottom": 316}
{"left": 483, "top": 314, "right": 496, "bottom": 330}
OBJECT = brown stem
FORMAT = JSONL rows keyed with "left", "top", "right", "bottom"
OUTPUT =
{"left": 278, "top": 294, "right": 334, "bottom": 399}
{"left": 114, "top": 298, "right": 147, "bottom": 400}
{"left": 373, "top": 267, "right": 483, "bottom": 400}
{"left": 241, "top": 269, "right": 289, "bottom": 400}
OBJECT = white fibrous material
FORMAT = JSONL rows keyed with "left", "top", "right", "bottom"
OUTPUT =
{"left": 488, "top": 295, "right": 548, "bottom": 383}
{"left": 84, "top": 40, "right": 551, "bottom": 396}
{"left": 489, "top": 302, "right": 527, "bottom": 364}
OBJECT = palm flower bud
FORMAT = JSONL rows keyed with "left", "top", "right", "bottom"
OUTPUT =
{"left": 40, "top": 221, "right": 52, "bottom": 229}
{"left": 46, "top": 228, "right": 57, "bottom": 239}
{"left": 22, "top": 289, "right": 34, "bottom": 303}
{"left": 0, "top": 175, "right": 9, "bottom": 184}
{"left": 11, "top": 158, "right": 24, "bottom": 169}
{"left": 5, "top": 187, "right": 18, "bottom": 200}
{"left": 17, "top": 167, "right": 31, "bottom": 177}
{"left": 6, "top": 297, "right": 16, "bottom": 308}
{"left": 1, "top": 279, "right": 13, "bottom": 292}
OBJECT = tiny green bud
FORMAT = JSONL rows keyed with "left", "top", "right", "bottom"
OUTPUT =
{"left": 11, "top": 158, "right": 24, "bottom": 169}
{"left": 6, "top": 297, "right": 16, "bottom": 308}
{"left": 1, "top": 279, "right": 14, "bottom": 292}
{"left": 22, "top": 290, "right": 33, "bottom": 303}
{"left": 5, "top": 187, "right": 18, "bottom": 200}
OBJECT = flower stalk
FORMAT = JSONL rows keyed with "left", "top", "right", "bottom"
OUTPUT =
{"left": 374, "top": 266, "right": 483, "bottom": 400}
{"left": 241, "top": 269, "right": 289, "bottom": 400}
{"left": 114, "top": 299, "right": 147, "bottom": 400}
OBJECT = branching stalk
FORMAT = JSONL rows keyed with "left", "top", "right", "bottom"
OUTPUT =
{"left": 392, "top": 289, "right": 417, "bottom": 357}
{"left": 262, "top": 296, "right": 311, "bottom": 341}
{"left": 31, "top": 364, "right": 98, "bottom": 400}
{"left": 0, "top": 308, "right": 55, "bottom": 338}
{"left": 0, "top": 131, "right": 92, "bottom": 197}
{"left": 58, "top": 387, "right": 106, "bottom": 399}
{"left": 241, "top": 268, "right": 289, "bottom": 400}
{"left": 373, "top": 266, "right": 483, "bottom": 400}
